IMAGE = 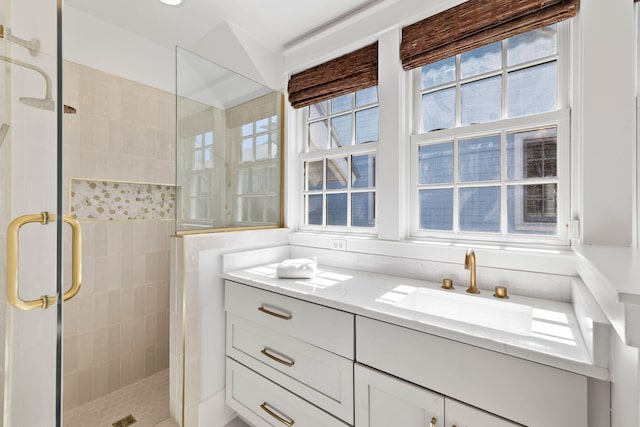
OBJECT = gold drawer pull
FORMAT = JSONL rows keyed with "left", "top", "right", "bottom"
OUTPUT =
{"left": 260, "top": 402, "right": 295, "bottom": 426}
{"left": 261, "top": 347, "right": 295, "bottom": 367}
{"left": 430, "top": 417, "right": 437, "bottom": 427}
{"left": 258, "top": 304, "right": 292, "bottom": 320}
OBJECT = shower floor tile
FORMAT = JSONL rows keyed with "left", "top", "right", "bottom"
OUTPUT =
{"left": 64, "top": 369, "right": 171, "bottom": 427}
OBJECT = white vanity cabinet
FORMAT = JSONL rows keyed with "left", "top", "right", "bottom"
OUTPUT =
{"left": 355, "top": 364, "right": 519, "bottom": 427}
{"left": 223, "top": 276, "right": 594, "bottom": 427}
{"left": 356, "top": 317, "right": 588, "bottom": 427}
{"left": 224, "top": 281, "right": 355, "bottom": 426}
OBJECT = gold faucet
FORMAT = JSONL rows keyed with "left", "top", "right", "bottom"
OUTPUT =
{"left": 464, "top": 248, "right": 480, "bottom": 294}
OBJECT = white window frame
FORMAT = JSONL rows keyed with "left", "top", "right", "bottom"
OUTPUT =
{"left": 410, "top": 23, "right": 571, "bottom": 245}
{"left": 298, "top": 90, "right": 379, "bottom": 234}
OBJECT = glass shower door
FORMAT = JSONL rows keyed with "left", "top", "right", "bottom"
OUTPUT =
{"left": 1, "top": 0, "right": 69, "bottom": 425}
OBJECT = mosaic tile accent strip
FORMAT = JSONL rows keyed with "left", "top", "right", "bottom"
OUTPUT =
{"left": 71, "top": 179, "right": 175, "bottom": 221}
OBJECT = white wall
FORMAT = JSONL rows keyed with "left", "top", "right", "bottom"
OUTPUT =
{"left": 64, "top": 7, "right": 285, "bottom": 97}
{"left": 63, "top": 7, "right": 175, "bottom": 93}
{"left": 578, "top": 0, "right": 636, "bottom": 246}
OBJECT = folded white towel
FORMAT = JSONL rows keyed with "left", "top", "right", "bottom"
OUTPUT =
{"left": 276, "top": 257, "right": 318, "bottom": 279}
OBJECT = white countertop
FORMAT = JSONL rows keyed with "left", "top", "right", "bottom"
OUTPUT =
{"left": 223, "top": 261, "right": 609, "bottom": 380}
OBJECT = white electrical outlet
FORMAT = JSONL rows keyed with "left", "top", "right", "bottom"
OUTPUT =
{"left": 331, "top": 239, "right": 347, "bottom": 251}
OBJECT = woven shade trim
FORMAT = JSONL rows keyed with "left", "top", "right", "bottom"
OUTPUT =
{"left": 288, "top": 42, "right": 378, "bottom": 109}
{"left": 400, "top": 0, "right": 579, "bottom": 71}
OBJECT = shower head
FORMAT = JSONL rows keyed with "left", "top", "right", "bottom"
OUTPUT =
{"left": 19, "top": 97, "right": 55, "bottom": 111}
{"left": 0, "top": 54, "right": 54, "bottom": 111}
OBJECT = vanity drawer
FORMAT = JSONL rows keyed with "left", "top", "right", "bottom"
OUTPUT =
{"left": 227, "top": 313, "right": 354, "bottom": 423}
{"left": 225, "top": 281, "right": 354, "bottom": 358}
{"left": 226, "top": 357, "right": 349, "bottom": 427}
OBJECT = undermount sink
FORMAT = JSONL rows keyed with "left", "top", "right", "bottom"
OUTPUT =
{"left": 395, "top": 287, "right": 533, "bottom": 336}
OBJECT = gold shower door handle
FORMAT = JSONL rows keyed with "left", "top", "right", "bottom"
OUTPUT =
{"left": 6, "top": 212, "right": 82, "bottom": 310}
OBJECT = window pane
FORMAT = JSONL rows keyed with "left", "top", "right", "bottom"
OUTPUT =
{"left": 422, "top": 88, "right": 455, "bottom": 132}
{"left": 241, "top": 123, "right": 253, "bottom": 137}
{"left": 331, "top": 114, "right": 352, "bottom": 148}
{"left": 194, "top": 150, "right": 203, "bottom": 169}
{"left": 256, "top": 134, "right": 269, "bottom": 160}
{"left": 270, "top": 115, "right": 279, "bottom": 130}
{"left": 419, "top": 142, "right": 453, "bottom": 184}
{"left": 422, "top": 57, "right": 456, "bottom": 89}
{"left": 195, "top": 134, "right": 203, "bottom": 148}
{"left": 355, "top": 107, "right": 378, "bottom": 144}
{"left": 508, "top": 25, "right": 557, "bottom": 66}
{"left": 265, "top": 196, "right": 279, "bottom": 223}
{"left": 241, "top": 138, "right": 253, "bottom": 162}
{"left": 308, "top": 120, "right": 329, "bottom": 151}
{"left": 419, "top": 189, "right": 453, "bottom": 230}
{"left": 326, "top": 157, "right": 348, "bottom": 189}
{"left": 309, "top": 101, "right": 328, "bottom": 119}
{"left": 256, "top": 118, "right": 269, "bottom": 132}
{"left": 306, "top": 160, "right": 323, "bottom": 191}
{"left": 251, "top": 167, "right": 265, "bottom": 193}
{"left": 204, "top": 147, "right": 213, "bottom": 168}
{"left": 327, "top": 193, "right": 348, "bottom": 226}
{"left": 331, "top": 94, "right": 352, "bottom": 114}
{"left": 237, "top": 169, "right": 250, "bottom": 194}
{"left": 459, "top": 186, "right": 500, "bottom": 232}
{"left": 508, "top": 184, "right": 557, "bottom": 235}
{"left": 508, "top": 62, "right": 557, "bottom": 117}
{"left": 204, "top": 131, "right": 213, "bottom": 146}
{"left": 461, "top": 76, "right": 501, "bottom": 126}
{"left": 269, "top": 133, "right": 279, "bottom": 159}
{"left": 461, "top": 42, "right": 501, "bottom": 79}
{"left": 197, "top": 174, "right": 211, "bottom": 195}
{"left": 352, "top": 154, "right": 375, "bottom": 188}
{"left": 507, "top": 127, "right": 557, "bottom": 180}
{"left": 352, "top": 192, "right": 375, "bottom": 227}
{"left": 356, "top": 87, "right": 378, "bottom": 107}
{"left": 267, "top": 165, "right": 279, "bottom": 194}
{"left": 196, "top": 199, "right": 210, "bottom": 220}
{"left": 459, "top": 135, "right": 501, "bottom": 182}
{"left": 248, "top": 197, "right": 264, "bottom": 222}
{"left": 307, "top": 194, "right": 323, "bottom": 225}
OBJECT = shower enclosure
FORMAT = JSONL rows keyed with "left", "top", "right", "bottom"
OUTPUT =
{"left": 1, "top": 0, "right": 70, "bottom": 425}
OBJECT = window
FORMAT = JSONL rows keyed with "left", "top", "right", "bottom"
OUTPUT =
{"left": 187, "top": 131, "right": 215, "bottom": 222}
{"left": 301, "top": 87, "right": 378, "bottom": 230}
{"left": 412, "top": 24, "right": 568, "bottom": 242}
{"left": 235, "top": 114, "right": 281, "bottom": 224}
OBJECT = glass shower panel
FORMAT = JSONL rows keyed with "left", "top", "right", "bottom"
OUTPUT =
{"left": 1, "top": 0, "right": 64, "bottom": 425}
{"left": 176, "top": 47, "right": 283, "bottom": 233}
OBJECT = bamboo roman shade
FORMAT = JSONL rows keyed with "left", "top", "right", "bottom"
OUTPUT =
{"left": 287, "top": 42, "right": 378, "bottom": 109}
{"left": 400, "top": 0, "right": 579, "bottom": 71}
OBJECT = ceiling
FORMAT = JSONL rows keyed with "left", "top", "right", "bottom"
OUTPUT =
{"left": 64, "top": 0, "right": 386, "bottom": 54}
